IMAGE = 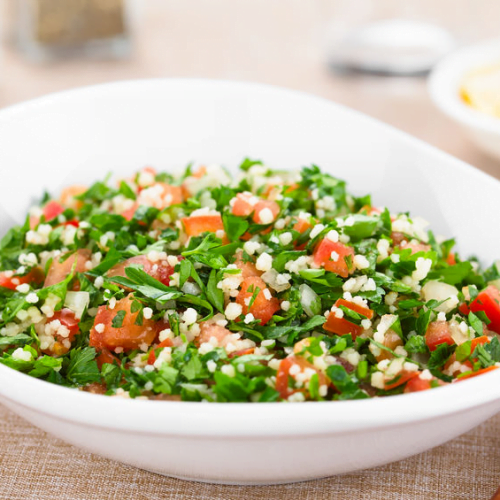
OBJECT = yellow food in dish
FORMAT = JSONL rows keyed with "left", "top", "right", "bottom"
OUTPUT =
{"left": 460, "top": 64, "right": 500, "bottom": 118}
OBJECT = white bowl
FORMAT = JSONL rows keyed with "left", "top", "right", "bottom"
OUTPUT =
{"left": 428, "top": 38, "right": 500, "bottom": 160}
{"left": 1, "top": 79, "right": 500, "bottom": 485}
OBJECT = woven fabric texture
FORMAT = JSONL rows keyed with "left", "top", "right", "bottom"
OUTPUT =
{"left": 0, "top": 405, "right": 498, "bottom": 500}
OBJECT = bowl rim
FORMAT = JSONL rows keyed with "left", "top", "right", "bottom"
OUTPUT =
{"left": 428, "top": 38, "right": 500, "bottom": 134}
{"left": 1, "top": 77, "right": 500, "bottom": 438}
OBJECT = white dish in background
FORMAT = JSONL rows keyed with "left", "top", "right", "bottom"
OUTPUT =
{"left": 428, "top": 38, "right": 500, "bottom": 161}
{"left": 0, "top": 79, "right": 500, "bottom": 485}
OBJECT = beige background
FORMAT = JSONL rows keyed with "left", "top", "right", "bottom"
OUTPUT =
{"left": 0, "top": 1, "right": 500, "bottom": 499}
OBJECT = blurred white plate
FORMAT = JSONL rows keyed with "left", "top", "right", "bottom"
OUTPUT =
{"left": 429, "top": 38, "right": 500, "bottom": 160}
{"left": 0, "top": 79, "right": 500, "bottom": 484}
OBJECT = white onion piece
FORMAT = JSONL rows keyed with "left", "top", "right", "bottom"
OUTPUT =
{"left": 421, "top": 281, "right": 459, "bottom": 313}
{"left": 299, "top": 284, "right": 321, "bottom": 317}
{"left": 64, "top": 291, "right": 90, "bottom": 319}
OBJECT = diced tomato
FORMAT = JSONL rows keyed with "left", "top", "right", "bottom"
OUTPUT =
{"left": 391, "top": 232, "right": 431, "bottom": 254}
{"left": 60, "top": 185, "right": 87, "bottom": 209}
{"left": 275, "top": 355, "right": 328, "bottom": 400}
{"left": 121, "top": 202, "right": 139, "bottom": 221}
{"left": 63, "top": 220, "right": 79, "bottom": 228}
{"left": 425, "top": 321, "right": 455, "bottom": 352}
{"left": 405, "top": 242, "right": 431, "bottom": 254}
{"left": 360, "top": 205, "right": 381, "bottom": 216}
{"left": 403, "top": 374, "right": 447, "bottom": 393}
{"left": 138, "top": 183, "right": 183, "bottom": 208}
{"left": 336, "top": 299, "right": 374, "bottom": 319}
{"left": 456, "top": 365, "right": 499, "bottom": 381}
{"left": 229, "top": 348, "right": 255, "bottom": 358}
{"left": 196, "top": 322, "right": 233, "bottom": 347}
{"left": 41, "top": 308, "right": 81, "bottom": 356}
{"left": 292, "top": 217, "right": 312, "bottom": 250}
{"left": 323, "top": 299, "right": 373, "bottom": 339}
{"left": 459, "top": 302, "right": 470, "bottom": 315}
{"left": 89, "top": 295, "right": 158, "bottom": 351}
{"left": 313, "top": 238, "right": 355, "bottom": 278}
{"left": 236, "top": 276, "right": 280, "bottom": 325}
{"left": 384, "top": 370, "right": 420, "bottom": 391}
{"left": 234, "top": 256, "right": 261, "bottom": 278}
{"left": 471, "top": 335, "right": 490, "bottom": 351}
{"left": 107, "top": 255, "right": 174, "bottom": 287}
{"left": 44, "top": 249, "right": 91, "bottom": 287}
{"left": 445, "top": 335, "right": 492, "bottom": 374}
{"left": 147, "top": 349, "right": 156, "bottom": 365}
{"left": 468, "top": 286, "right": 500, "bottom": 334}
{"left": 375, "top": 331, "right": 403, "bottom": 362}
{"left": 293, "top": 218, "right": 312, "bottom": 234}
{"left": 43, "top": 200, "right": 64, "bottom": 221}
{"left": 147, "top": 338, "right": 174, "bottom": 365}
{"left": 232, "top": 193, "right": 256, "bottom": 217}
{"left": 96, "top": 348, "right": 119, "bottom": 369}
{"left": 447, "top": 252, "right": 456, "bottom": 266}
{"left": 0, "top": 267, "right": 44, "bottom": 290}
{"left": 275, "top": 357, "right": 297, "bottom": 399}
{"left": 403, "top": 375, "right": 432, "bottom": 393}
{"left": 182, "top": 214, "right": 224, "bottom": 237}
{"left": 252, "top": 200, "right": 280, "bottom": 224}
{"left": 51, "top": 308, "right": 80, "bottom": 339}
{"left": 391, "top": 232, "right": 406, "bottom": 246}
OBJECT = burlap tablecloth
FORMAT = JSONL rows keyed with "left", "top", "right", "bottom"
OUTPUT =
{"left": 0, "top": 403, "right": 498, "bottom": 500}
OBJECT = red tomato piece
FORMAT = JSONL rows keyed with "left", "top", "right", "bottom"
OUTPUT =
{"left": 252, "top": 200, "right": 280, "bottom": 224}
{"left": 147, "top": 338, "right": 174, "bottom": 365}
{"left": 0, "top": 267, "right": 44, "bottom": 290}
{"left": 228, "top": 348, "right": 255, "bottom": 358}
{"left": 44, "top": 249, "right": 91, "bottom": 287}
{"left": 313, "top": 238, "right": 355, "bottom": 278}
{"left": 138, "top": 183, "right": 183, "bottom": 208}
{"left": 293, "top": 218, "right": 313, "bottom": 234}
{"left": 232, "top": 193, "right": 256, "bottom": 217}
{"left": 182, "top": 214, "right": 224, "bottom": 237}
{"left": 43, "top": 200, "right": 64, "bottom": 221}
{"left": 403, "top": 375, "right": 432, "bottom": 393}
{"left": 96, "top": 348, "right": 119, "bottom": 369}
{"left": 234, "top": 256, "right": 262, "bottom": 278}
{"left": 121, "top": 202, "right": 139, "bottom": 221}
{"left": 323, "top": 299, "right": 373, "bottom": 338}
{"left": 236, "top": 276, "right": 280, "bottom": 326}
{"left": 63, "top": 220, "right": 79, "bottom": 228}
{"left": 275, "top": 356, "right": 328, "bottom": 400}
{"left": 384, "top": 371, "right": 420, "bottom": 391}
{"left": 107, "top": 255, "right": 174, "bottom": 287}
{"left": 468, "top": 286, "right": 500, "bottom": 334}
{"left": 446, "top": 252, "right": 456, "bottom": 266}
{"left": 51, "top": 308, "right": 80, "bottom": 339}
{"left": 275, "top": 357, "right": 297, "bottom": 399}
{"left": 425, "top": 321, "right": 455, "bottom": 352}
{"left": 89, "top": 295, "right": 158, "bottom": 351}
{"left": 471, "top": 335, "right": 490, "bottom": 351}
{"left": 360, "top": 205, "right": 381, "bottom": 216}
{"left": 456, "top": 365, "right": 499, "bottom": 381}
{"left": 196, "top": 322, "right": 233, "bottom": 347}
{"left": 59, "top": 185, "right": 87, "bottom": 210}
{"left": 391, "top": 232, "right": 431, "bottom": 254}
{"left": 405, "top": 242, "right": 431, "bottom": 254}
{"left": 459, "top": 302, "right": 470, "bottom": 315}
{"left": 403, "top": 374, "right": 447, "bottom": 393}
{"left": 446, "top": 336, "right": 492, "bottom": 373}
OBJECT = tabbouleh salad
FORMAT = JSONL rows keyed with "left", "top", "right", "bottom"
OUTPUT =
{"left": 1, "top": 160, "right": 500, "bottom": 402}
